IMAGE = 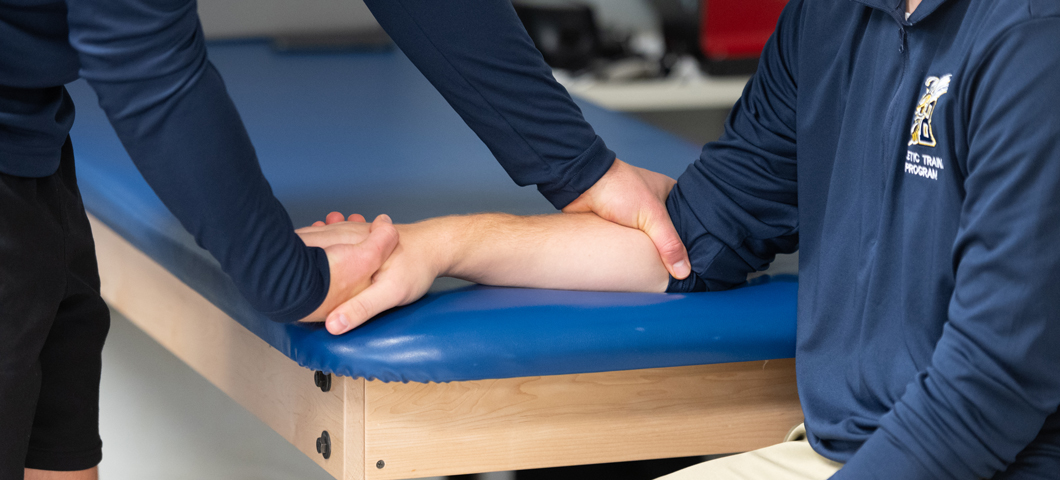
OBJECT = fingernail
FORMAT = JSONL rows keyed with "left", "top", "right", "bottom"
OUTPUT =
{"left": 329, "top": 314, "right": 349, "bottom": 334}
{"left": 377, "top": 214, "right": 392, "bottom": 224}
{"left": 673, "top": 260, "right": 691, "bottom": 278}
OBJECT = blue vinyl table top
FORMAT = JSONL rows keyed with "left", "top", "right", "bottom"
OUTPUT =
{"left": 68, "top": 41, "right": 795, "bottom": 382}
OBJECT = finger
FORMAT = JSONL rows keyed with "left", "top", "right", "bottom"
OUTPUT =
{"left": 642, "top": 205, "right": 691, "bottom": 279}
{"left": 373, "top": 214, "right": 392, "bottom": 226}
{"left": 326, "top": 211, "right": 346, "bottom": 225}
{"left": 326, "top": 281, "right": 405, "bottom": 334}
{"left": 312, "top": 221, "right": 326, "bottom": 227}
{"left": 299, "top": 228, "right": 372, "bottom": 248}
{"left": 348, "top": 213, "right": 366, "bottom": 223}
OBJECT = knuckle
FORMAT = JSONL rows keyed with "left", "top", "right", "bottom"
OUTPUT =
{"left": 354, "top": 246, "right": 388, "bottom": 269}
{"left": 657, "top": 236, "right": 686, "bottom": 256}
{"left": 347, "top": 298, "right": 372, "bottom": 321}
{"left": 372, "top": 229, "right": 400, "bottom": 253}
{"left": 376, "top": 222, "right": 399, "bottom": 239}
{"left": 365, "top": 226, "right": 397, "bottom": 248}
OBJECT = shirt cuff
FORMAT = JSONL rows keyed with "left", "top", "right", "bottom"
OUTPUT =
{"left": 262, "top": 246, "right": 331, "bottom": 323}
{"left": 535, "top": 135, "right": 616, "bottom": 209}
{"left": 830, "top": 427, "right": 941, "bottom": 480}
{"left": 664, "top": 186, "right": 756, "bottom": 292}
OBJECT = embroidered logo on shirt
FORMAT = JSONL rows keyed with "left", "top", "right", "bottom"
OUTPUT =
{"left": 908, "top": 74, "right": 952, "bottom": 147}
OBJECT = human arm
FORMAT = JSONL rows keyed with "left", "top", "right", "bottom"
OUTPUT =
{"left": 298, "top": 212, "right": 669, "bottom": 334}
{"left": 662, "top": 1, "right": 801, "bottom": 294}
{"left": 831, "top": 19, "right": 1060, "bottom": 480}
{"left": 64, "top": 0, "right": 393, "bottom": 322}
{"left": 360, "top": 0, "right": 690, "bottom": 279}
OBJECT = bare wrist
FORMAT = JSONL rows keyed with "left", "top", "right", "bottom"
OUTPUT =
{"left": 405, "top": 216, "right": 466, "bottom": 279}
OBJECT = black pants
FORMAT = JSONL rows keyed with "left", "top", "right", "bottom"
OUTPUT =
{"left": 0, "top": 138, "right": 110, "bottom": 476}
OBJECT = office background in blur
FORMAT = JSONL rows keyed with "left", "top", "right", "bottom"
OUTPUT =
{"left": 192, "top": 0, "right": 745, "bottom": 146}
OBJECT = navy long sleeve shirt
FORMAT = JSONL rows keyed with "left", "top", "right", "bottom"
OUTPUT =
{"left": 0, "top": 0, "right": 613, "bottom": 321}
{"left": 666, "top": 0, "right": 1060, "bottom": 478}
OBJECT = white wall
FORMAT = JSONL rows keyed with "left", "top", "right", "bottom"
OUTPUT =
{"left": 195, "top": 0, "right": 657, "bottom": 39}
{"left": 196, "top": 0, "right": 381, "bottom": 39}
{"left": 512, "top": 0, "right": 659, "bottom": 32}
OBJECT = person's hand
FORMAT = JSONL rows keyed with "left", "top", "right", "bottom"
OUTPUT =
{"left": 562, "top": 159, "right": 691, "bottom": 279}
{"left": 297, "top": 214, "right": 444, "bottom": 335}
{"left": 295, "top": 215, "right": 400, "bottom": 334}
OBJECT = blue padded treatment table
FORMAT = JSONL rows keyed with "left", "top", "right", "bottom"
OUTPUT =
{"left": 69, "top": 41, "right": 801, "bottom": 479}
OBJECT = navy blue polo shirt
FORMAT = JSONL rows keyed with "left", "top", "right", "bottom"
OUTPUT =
{"left": 0, "top": 0, "right": 614, "bottom": 321}
{"left": 666, "top": 0, "right": 1060, "bottom": 478}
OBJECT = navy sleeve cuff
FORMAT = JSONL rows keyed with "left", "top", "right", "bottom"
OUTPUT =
{"left": 535, "top": 135, "right": 616, "bottom": 209}
{"left": 664, "top": 183, "right": 757, "bottom": 292}
{"left": 262, "top": 246, "right": 330, "bottom": 323}
{"left": 666, "top": 272, "right": 707, "bottom": 293}
{"left": 830, "top": 427, "right": 940, "bottom": 480}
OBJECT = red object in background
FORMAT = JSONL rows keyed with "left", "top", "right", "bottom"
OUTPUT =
{"left": 701, "top": 0, "right": 788, "bottom": 60}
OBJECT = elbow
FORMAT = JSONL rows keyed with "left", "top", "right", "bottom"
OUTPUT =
{"left": 70, "top": 2, "right": 208, "bottom": 86}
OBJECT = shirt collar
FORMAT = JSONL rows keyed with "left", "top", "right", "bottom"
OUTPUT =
{"left": 847, "top": 0, "right": 952, "bottom": 25}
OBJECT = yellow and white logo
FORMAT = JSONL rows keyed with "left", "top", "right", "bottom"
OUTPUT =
{"left": 909, "top": 74, "right": 952, "bottom": 147}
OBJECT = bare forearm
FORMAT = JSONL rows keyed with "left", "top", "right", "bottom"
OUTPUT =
{"left": 296, "top": 211, "right": 670, "bottom": 332}
{"left": 417, "top": 213, "right": 669, "bottom": 293}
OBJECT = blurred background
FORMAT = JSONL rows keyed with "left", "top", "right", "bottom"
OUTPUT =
{"left": 98, "top": 1, "right": 792, "bottom": 479}
{"left": 190, "top": 0, "right": 789, "bottom": 147}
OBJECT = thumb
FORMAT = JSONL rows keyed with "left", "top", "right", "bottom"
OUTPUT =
{"left": 326, "top": 280, "right": 405, "bottom": 335}
{"left": 355, "top": 216, "right": 399, "bottom": 270}
{"left": 324, "top": 216, "right": 398, "bottom": 295}
{"left": 641, "top": 204, "right": 691, "bottom": 280}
